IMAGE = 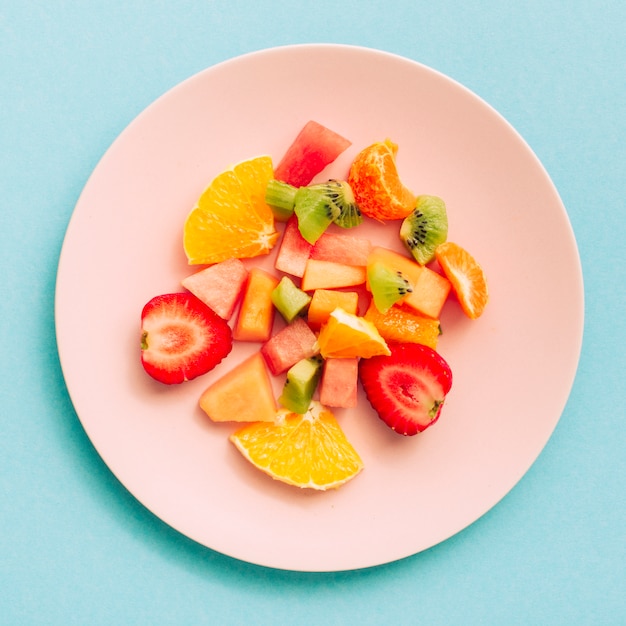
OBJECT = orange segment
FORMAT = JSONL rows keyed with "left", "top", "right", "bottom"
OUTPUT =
{"left": 317, "top": 307, "right": 390, "bottom": 359}
{"left": 183, "top": 156, "right": 279, "bottom": 264}
{"left": 435, "top": 242, "right": 489, "bottom": 319}
{"left": 348, "top": 139, "right": 416, "bottom": 221}
{"left": 230, "top": 402, "right": 364, "bottom": 490}
{"left": 363, "top": 301, "right": 441, "bottom": 349}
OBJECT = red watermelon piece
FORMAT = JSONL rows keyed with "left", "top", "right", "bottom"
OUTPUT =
{"left": 260, "top": 317, "right": 318, "bottom": 375}
{"left": 274, "top": 120, "right": 351, "bottom": 187}
{"left": 274, "top": 216, "right": 313, "bottom": 277}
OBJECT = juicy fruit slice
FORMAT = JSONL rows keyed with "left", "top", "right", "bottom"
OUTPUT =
{"left": 183, "top": 156, "right": 278, "bottom": 264}
{"left": 319, "top": 357, "right": 359, "bottom": 408}
{"left": 200, "top": 353, "right": 276, "bottom": 423}
{"left": 301, "top": 259, "right": 366, "bottom": 291}
{"left": 274, "top": 121, "right": 352, "bottom": 187}
{"left": 294, "top": 185, "right": 341, "bottom": 244}
{"left": 140, "top": 293, "right": 232, "bottom": 384}
{"left": 311, "top": 231, "right": 372, "bottom": 266}
{"left": 307, "top": 289, "right": 359, "bottom": 330}
{"left": 367, "top": 261, "right": 413, "bottom": 313}
{"left": 308, "top": 180, "right": 362, "bottom": 229}
{"left": 274, "top": 215, "right": 313, "bottom": 277}
{"left": 348, "top": 139, "right": 416, "bottom": 221}
{"left": 363, "top": 301, "right": 441, "bottom": 350}
{"left": 181, "top": 258, "right": 248, "bottom": 320}
{"left": 261, "top": 317, "right": 319, "bottom": 375}
{"left": 279, "top": 356, "right": 323, "bottom": 414}
{"left": 435, "top": 241, "right": 489, "bottom": 319}
{"left": 317, "top": 308, "right": 390, "bottom": 359}
{"left": 400, "top": 195, "right": 448, "bottom": 265}
{"left": 271, "top": 276, "right": 312, "bottom": 323}
{"left": 230, "top": 401, "right": 363, "bottom": 490}
{"left": 233, "top": 268, "right": 279, "bottom": 342}
{"left": 265, "top": 178, "right": 298, "bottom": 221}
{"left": 359, "top": 343, "right": 453, "bottom": 435}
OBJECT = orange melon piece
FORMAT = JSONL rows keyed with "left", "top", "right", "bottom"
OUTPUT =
{"left": 199, "top": 353, "right": 277, "bottom": 422}
{"left": 301, "top": 259, "right": 366, "bottom": 291}
{"left": 233, "top": 268, "right": 279, "bottom": 342}
{"left": 408, "top": 265, "right": 451, "bottom": 319}
{"left": 363, "top": 300, "right": 441, "bottom": 349}
{"left": 307, "top": 289, "right": 359, "bottom": 330}
{"left": 319, "top": 358, "right": 359, "bottom": 408}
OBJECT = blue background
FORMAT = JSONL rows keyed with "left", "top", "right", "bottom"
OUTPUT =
{"left": 1, "top": 1, "right": 624, "bottom": 624}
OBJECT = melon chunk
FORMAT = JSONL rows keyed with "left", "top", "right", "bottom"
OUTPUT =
{"left": 181, "top": 258, "right": 248, "bottom": 320}
{"left": 233, "top": 268, "right": 279, "bottom": 342}
{"left": 199, "top": 353, "right": 277, "bottom": 423}
{"left": 301, "top": 259, "right": 366, "bottom": 291}
{"left": 307, "top": 289, "right": 359, "bottom": 330}
{"left": 319, "top": 358, "right": 359, "bottom": 408}
{"left": 274, "top": 216, "right": 313, "bottom": 277}
{"left": 261, "top": 317, "right": 318, "bottom": 375}
{"left": 274, "top": 120, "right": 351, "bottom": 187}
{"left": 311, "top": 231, "right": 372, "bottom": 266}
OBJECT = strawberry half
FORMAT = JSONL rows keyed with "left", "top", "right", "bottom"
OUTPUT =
{"left": 140, "top": 293, "right": 232, "bottom": 384}
{"left": 359, "top": 343, "right": 452, "bottom": 436}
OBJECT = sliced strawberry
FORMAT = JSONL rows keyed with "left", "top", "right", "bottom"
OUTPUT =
{"left": 140, "top": 293, "right": 232, "bottom": 384}
{"left": 359, "top": 343, "right": 452, "bottom": 435}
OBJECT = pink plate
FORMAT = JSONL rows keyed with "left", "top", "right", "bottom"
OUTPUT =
{"left": 55, "top": 44, "right": 583, "bottom": 571}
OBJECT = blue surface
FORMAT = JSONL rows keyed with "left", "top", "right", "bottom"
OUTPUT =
{"left": 1, "top": 1, "right": 625, "bottom": 624}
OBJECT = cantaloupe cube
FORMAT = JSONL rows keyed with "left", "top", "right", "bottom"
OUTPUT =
{"left": 274, "top": 216, "right": 312, "bottom": 277}
{"left": 199, "top": 353, "right": 277, "bottom": 422}
{"left": 261, "top": 317, "right": 318, "bottom": 375}
{"left": 307, "top": 289, "right": 359, "bottom": 330}
{"left": 311, "top": 232, "right": 372, "bottom": 266}
{"left": 301, "top": 259, "right": 367, "bottom": 291}
{"left": 181, "top": 258, "right": 248, "bottom": 320}
{"left": 404, "top": 266, "right": 451, "bottom": 319}
{"left": 319, "top": 358, "right": 359, "bottom": 408}
{"left": 233, "top": 268, "right": 279, "bottom": 342}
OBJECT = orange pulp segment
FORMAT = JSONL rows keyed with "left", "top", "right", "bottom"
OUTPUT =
{"left": 348, "top": 139, "right": 416, "bottom": 221}
{"left": 435, "top": 241, "right": 489, "bottom": 319}
{"left": 183, "top": 156, "right": 279, "bottom": 264}
{"left": 230, "top": 402, "right": 364, "bottom": 490}
{"left": 317, "top": 307, "right": 390, "bottom": 359}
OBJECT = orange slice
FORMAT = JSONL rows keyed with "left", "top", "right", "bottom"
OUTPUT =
{"left": 183, "top": 156, "right": 279, "bottom": 264}
{"left": 435, "top": 242, "right": 489, "bottom": 319}
{"left": 230, "top": 402, "right": 364, "bottom": 490}
{"left": 347, "top": 139, "right": 416, "bottom": 221}
{"left": 317, "top": 307, "right": 390, "bottom": 359}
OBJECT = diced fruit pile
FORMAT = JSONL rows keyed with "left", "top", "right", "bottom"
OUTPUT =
{"left": 139, "top": 120, "right": 489, "bottom": 492}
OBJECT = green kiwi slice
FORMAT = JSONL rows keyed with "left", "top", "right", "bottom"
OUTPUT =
{"left": 400, "top": 195, "right": 448, "bottom": 265}
{"left": 368, "top": 261, "right": 413, "bottom": 313}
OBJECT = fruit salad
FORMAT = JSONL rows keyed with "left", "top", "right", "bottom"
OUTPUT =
{"left": 138, "top": 120, "right": 489, "bottom": 491}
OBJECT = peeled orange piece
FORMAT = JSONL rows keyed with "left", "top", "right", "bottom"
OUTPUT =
{"left": 348, "top": 139, "right": 416, "bottom": 221}
{"left": 183, "top": 156, "right": 279, "bottom": 265}
{"left": 317, "top": 307, "right": 390, "bottom": 359}
{"left": 435, "top": 241, "right": 489, "bottom": 319}
{"left": 230, "top": 402, "right": 364, "bottom": 491}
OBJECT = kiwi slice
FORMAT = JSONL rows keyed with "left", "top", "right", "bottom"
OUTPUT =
{"left": 294, "top": 186, "right": 341, "bottom": 244}
{"left": 271, "top": 276, "right": 312, "bottom": 323}
{"left": 279, "top": 356, "right": 324, "bottom": 414}
{"left": 308, "top": 180, "right": 363, "bottom": 229}
{"left": 400, "top": 195, "right": 448, "bottom": 265}
{"left": 368, "top": 261, "right": 413, "bottom": 313}
{"left": 265, "top": 179, "right": 298, "bottom": 221}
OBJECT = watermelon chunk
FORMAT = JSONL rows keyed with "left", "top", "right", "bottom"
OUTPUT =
{"left": 260, "top": 317, "right": 318, "bottom": 375}
{"left": 274, "top": 120, "right": 352, "bottom": 187}
{"left": 319, "top": 358, "right": 359, "bottom": 408}
{"left": 274, "top": 216, "right": 313, "bottom": 277}
{"left": 181, "top": 258, "right": 248, "bottom": 320}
